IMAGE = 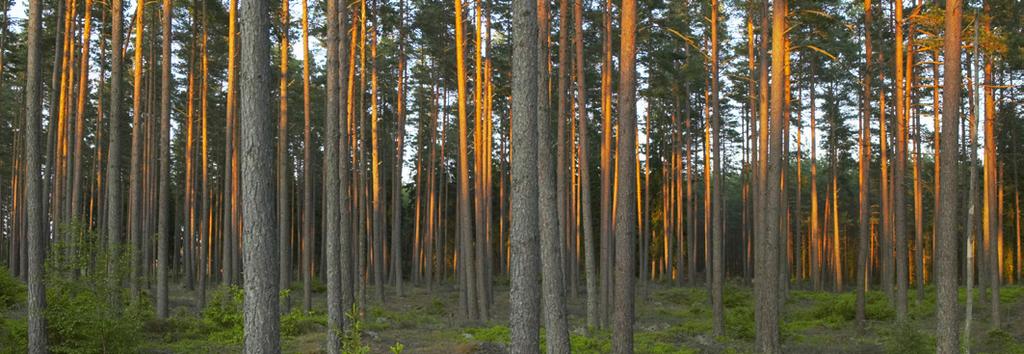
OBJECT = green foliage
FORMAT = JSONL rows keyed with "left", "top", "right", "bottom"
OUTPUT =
{"left": 0, "top": 266, "right": 25, "bottom": 310}
{"left": 982, "top": 329, "right": 1024, "bottom": 354}
{"left": 389, "top": 341, "right": 406, "bottom": 354}
{"left": 881, "top": 323, "right": 934, "bottom": 354}
{"left": 463, "top": 325, "right": 510, "bottom": 344}
{"left": 0, "top": 315, "right": 27, "bottom": 352}
{"left": 201, "top": 286, "right": 245, "bottom": 344}
{"left": 280, "top": 309, "right": 326, "bottom": 337}
{"left": 342, "top": 306, "right": 371, "bottom": 354}
{"left": 570, "top": 331, "right": 612, "bottom": 353}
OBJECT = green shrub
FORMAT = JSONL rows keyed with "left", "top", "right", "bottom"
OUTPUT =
{"left": 882, "top": 323, "right": 933, "bottom": 354}
{"left": 570, "top": 331, "right": 611, "bottom": 353}
{"left": 464, "top": 325, "right": 510, "bottom": 343}
{"left": 201, "top": 286, "right": 245, "bottom": 344}
{"left": 43, "top": 231, "right": 150, "bottom": 354}
{"left": 281, "top": 309, "right": 326, "bottom": 337}
{"left": 0, "top": 316, "right": 27, "bottom": 352}
{"left": 0, "top": 266, "right": 25, "bottom": 310}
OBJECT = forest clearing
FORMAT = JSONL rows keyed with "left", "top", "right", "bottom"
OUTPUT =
{"left": 1, "top": 0, "right": 1023, "bottom": 351}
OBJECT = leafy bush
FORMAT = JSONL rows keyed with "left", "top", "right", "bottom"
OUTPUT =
{"left": 0, "top": 266, "right": 25, "bottom": 310}
{"left": 201, "top": 286, "right": 245, "bottom": 344}
{"left": 570, "top": 330, "right": 611, "bottom": 353}
{"left": 882, "top": 323, "right": 933, "bottom": 354}
{"left": 464, "top": 325, "right": 510, "bottom": 343}
{"left": 281, "top": 309, "right": 326, "bottom": 337}
{"left": 0, "top": 316, "right": 27, "bottom": 352}
{"left": 44, "top": 232, "right": 149, "bottom": 354}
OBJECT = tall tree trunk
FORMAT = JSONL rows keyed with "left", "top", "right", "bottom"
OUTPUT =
{"left": 23, "top": 0, "right": 46, "bottom": 349}
{"left": 573, "top": 0, "right": 595, "bottom": 327}
{"left": 369, "top": 0, "right": 384, "bottom": 305}
{"left": 453, "top": 0, "right": 477, "bottom": 321}
{"left": 856, "top": 0, "right": 872, "bottom": 328}
{"left": 127, "top": 0, "right": 146, "bottom": 303}
{"left": 198, "top": 9, "right": 210, "bottom": 308}
{"left": 598, "top": 0, "right": 613, "bottom": 327}
{"left": 893, "top": 0, "right": 908, "bottom": 321}
{"left": 710, "top": 0, "right": 724, "bottom": 337}
{"left": 934, "top": 0, "right": 962, "bottom": 352}
{"left": 239, "top": 0, "right": 280, "bottom": 348}
{"left": 70, "top": 0, "right": 94, "bottom": 222}
{"left": 277, "top": 0, "right": 291, "bottom": 312}
{"left": 982, "top": 1, "right": 999, "bottom": 329}
{"left": 223, "top": 0, "right": 237, "bottom": 287}
{"left": 105, "top": 0, "right": 125, "bottom": 301}
{"left": 537, "top": 0, "right": 570, "bottom": 349}
{"left": 156, "top": 0, "right": 172, "bottom": 318}
{"left": 324, "top": 0, "right": 344, "bottom": 348}
{"left": 390, "top": 0, "right": 406, "bottom": 297}
{"left": 301, "top": 0, "right": 314, "bottom": 313}
{"left": 612, "top": 0, "right": 637, "bottom": 350}
{"left": 755, "top": 0, "right": 784, "bottom": 350}
{"left": 509, "top": 0, "right": 540, "bottom": 348}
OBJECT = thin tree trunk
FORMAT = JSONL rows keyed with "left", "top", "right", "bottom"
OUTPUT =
{"left": 301, "top": 0, "right": 314, "bottom": 313}
{"left": 23, "top": 0, "right": 45, "bottom": 349}
{"left": 598, "top": 0, "right": 613, "bottom": 327}
{"left": 156, "top": 0, "right": 172, "bottom": 318}
{"left": 893, "top": 0, "right": 908, "bottom": 321}
{"left": 755, "top": 0, "right": 784, "bottom": 350}
{"left": 612, "top": 0, "right": 637, "bottom": 350}
{"left": 105, "top": 0, "right": 125, "bottom": 301}
{"left": 127, "top": 0, "right": 146, "bottom": 303}
{"left": 223, "top": 0, "right": 237, "bottom": 287}
{"left": 453, "top": 0, "right": 476, "bottom": 320}
{"left": 390, "top": 0, "right": 406, "bottom": 297}
{"left": 277, "top": 0, "right": 291, "bottom": 312}
{"left": 537, "top": 0, "right": 569, "bottom": 348}
{"left": 935, "top": 1, "right": 962, "bottom": 352}
{"left": 710, "top": 0, "right": 724, "bottom": 337}
{"left": 856, "top": 0, "right": 872, "bottom": 328}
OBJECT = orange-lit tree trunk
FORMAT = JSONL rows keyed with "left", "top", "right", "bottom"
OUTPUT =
{"left": 598, "top": 0, "right": 614, "bottom": 327}
{"left": 934, "top": 0, "right": 962, "bottom": 351}
{"left": 982, "top": 1, "right": 999, "bottom": 327}
{"left": 223, "top": 0, "right": 237, "bottom": 287}
{"left": 391, "top": 0, "right": 407, "bottom": 297}
{"left": 127, "top": 0, "right": 145, "bottom": 303}
{"left": 612, "top": 0, "right": 637, "bottom": 349}
{"left": 856, "top": 0, "right": 872, "bottom": 327}
{"left": 277, "top": 0, "right": 291, "bottom": 312}
{"left": 156, "top": 0, "right": 173, "bottom": 318}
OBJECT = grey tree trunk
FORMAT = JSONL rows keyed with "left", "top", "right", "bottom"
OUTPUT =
{"left": 127, "top": 0, "right": 145, "bottom": 304}
{"left": 239, "top": 0, "right": 281, "bottom": 349}
{"left": 574, "top": 0, "right": 597, "bottom": 330}
{"left": 391, "top": 0, "right": 406, "bottom": 297}
{"left": 537, "top": 0, "right": 570, "bottom": 349}
{"left": 612, "top": 0, "right": 637, "bottom": 351}
{"left": 105, "top": 0, "right": 124, "bottom": 303}
{"left": 710, "top": 0, "right": 724, "bottom": 337}
{"left": 509, "top": 0, "right": 540, "bottom": 349}
{"left": 856, "top": 0, "right": 872, "bottom": 329}
{"left": 24, "top": 0, "right": 46, "bottom": 350}
{"left": 934, "top": 0, "right": 962, "bottom": 352}
{"left": 156, "top": 0, "right": 173, "bottom": 319}
{"left": 324, "top": 0, "right": 343, "bottom": 350}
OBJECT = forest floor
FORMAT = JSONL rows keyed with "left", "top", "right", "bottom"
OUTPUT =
{"left": 156, "top": 278, "right": 1023, "bottom": 353}
{"left": 3, "top": 273, "right": 1024, "bottom": 353}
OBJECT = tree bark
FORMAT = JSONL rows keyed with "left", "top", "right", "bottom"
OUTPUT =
{"left": 755, "top": 0, "right": 783, "bottom": 350}
{"left": 935, "top": 0, "right": 962, "bottom": 352}
{"left": 277, "top": 0, "right": 291, "bottom": 312}
{"left": 24, "top": 0, "right": 46, "bottom": 349}
{"left": 156, "top": 0, "right": 173, "bottom": 318}
{"left": 105, "top": 0, "right": 125, "bottom": 303}
{"left": 710, "top": 0, "right": 724, "bottom": 337}
{"left": 612, "top": 0, "right": 637, "bottom": 350}
{"left": 127, "top": 0, "right": 145, "bottom": 303}
{"left": 856, "top": 0, "right": 872, "bottom": 328}
{"left": 509, "top": 0, "right": 540, "bottom": 349}
{"left": 239, "top": 0, "right": 281, "bottom": 348}
{"left": 537, "top": 0, "right": 570, "bottom": 349}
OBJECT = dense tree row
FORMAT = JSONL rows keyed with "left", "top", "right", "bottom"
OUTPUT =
{"left": 1, "top": 0, "right": 1023, "bottom": 352}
